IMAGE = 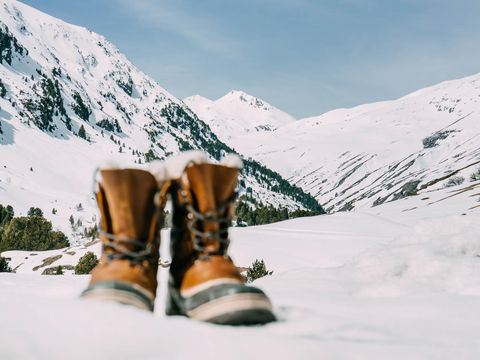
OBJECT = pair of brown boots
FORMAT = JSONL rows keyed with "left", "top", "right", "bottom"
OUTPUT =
{"left": 81, "top": 151, "right": 275, "bottom": 325}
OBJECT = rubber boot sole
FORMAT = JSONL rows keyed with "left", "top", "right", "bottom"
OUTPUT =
{"left": 81, "top": 281, "right": 155, "bottom": 312}
{"left": 187, "top": 292, "right": 276, "bottom": 325}
{"left": 167, "top": 284, "right": 276, "bottom": 325}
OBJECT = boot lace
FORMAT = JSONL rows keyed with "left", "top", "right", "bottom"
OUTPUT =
{"left": 100, "top": 190, "right": 165, "bottom": 266}
{"left": 100, "top": 231, "right": 158, "bottom": 265}
{"left": 184, "top": 192, "right": 237, "bottom": 257}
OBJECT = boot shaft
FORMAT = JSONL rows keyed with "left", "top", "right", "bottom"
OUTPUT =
{"left": 87, "top": 168, "right": 166, "bottom": 302}
{"left": 169, "top": 162, "right": 240, "bottom": 288}
{"left": 98, "top": 169, "right": 162, "bottom": 250}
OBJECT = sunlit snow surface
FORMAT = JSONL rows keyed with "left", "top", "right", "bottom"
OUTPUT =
{"left": 2, "top": 186, "right": 480, "bottom": 359}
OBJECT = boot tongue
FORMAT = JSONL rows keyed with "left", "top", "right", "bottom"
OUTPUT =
{"left": 100, "top": 169, "right": 158, "bottom": 248}
{"left": 185, "top": 164, "right": 239, "bottom": 253}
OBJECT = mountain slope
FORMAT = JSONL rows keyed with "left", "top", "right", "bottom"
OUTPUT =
{"left": 184, "top": 90, "right": 295, "bottom": 143}
{"left": 224, "top": 73, "right": 480, "bottom": 213}
{"left": 0, "top": 0, "right": 323, "bottom": 240}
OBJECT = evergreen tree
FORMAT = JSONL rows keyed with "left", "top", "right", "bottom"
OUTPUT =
{"left": 72, "top": 92, "right": 91, "bottom": 121}
{"left": 0, "top": 256, "right": 12, "bottom": 272}
{"left": 84, "top": 223, "right": 98, "bottom": 240}
{"left": 0, "top": 204, "right": 14, "bottom": 230}
{"left": 78, "top": 125, "right": 87, "bottom": 140}
{"left": 0, "top": 78, "right": 6, "bottom": 97}
{"left": 0, "top": 214, "right": 69, "bottom": 252}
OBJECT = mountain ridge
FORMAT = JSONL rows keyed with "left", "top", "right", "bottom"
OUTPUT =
{"left": 219, "top": 72, "right": 480, "bottom": 213}
{"left": 0, "top": 0, "right": 323, "bottom": 243}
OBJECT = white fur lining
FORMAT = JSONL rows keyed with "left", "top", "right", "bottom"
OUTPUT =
{"left": 150, "top": 151, "right": 243, "bottom": 182}
{"left": 149, "top": 150, "right": 208, "bottom": 182}
{"left": 95, "top": 151, "right": 243, "bottom": 185}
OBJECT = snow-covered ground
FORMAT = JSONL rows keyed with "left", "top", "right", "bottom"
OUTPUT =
{"left": 2, "top": 185, "right": 480, "bottom": 359}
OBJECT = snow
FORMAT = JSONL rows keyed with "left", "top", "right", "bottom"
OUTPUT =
{"left": 2, "top": 190, "right": 480, "bottom": 359}
{"left": 184, "top": 90, "right": 295, "bottom": 143}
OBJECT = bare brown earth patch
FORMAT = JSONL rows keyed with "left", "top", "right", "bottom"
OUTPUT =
{"left": 42, "top": 265, "right": 74, "bottom": 275}
{"left": 32, "top": 255, "right": 62, "bottom": 271}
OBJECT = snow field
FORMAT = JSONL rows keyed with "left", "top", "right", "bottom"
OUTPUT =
{"left": 2, "top": 204, "right": 480, "bottom": 359}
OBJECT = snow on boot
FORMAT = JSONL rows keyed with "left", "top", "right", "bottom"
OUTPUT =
{"left": 81, "top": 167, "right": 167, "bottom": 311}
{"left": 164, "top": 154, "right": 276, "bottom": 325}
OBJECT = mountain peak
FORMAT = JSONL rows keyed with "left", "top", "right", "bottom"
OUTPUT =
{"left": 184, "top": 90, "right": 295, "bottom": 143}
{"left": 219, "top": 89, "right": 269, "bottom": 110}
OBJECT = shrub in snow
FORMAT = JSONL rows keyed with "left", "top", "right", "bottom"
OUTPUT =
{"left": 0, "top": 256, "right": 12, "bottom": 272}
{"left": 96, "top": 118, "right": 122, "bottom": 133}
{"left": 246, "top": 259, "right": 273, "bottom": 283}
{"left": 445, "top": 176, "right": 465, "bottom": 188}
{"left": 75, "top": 252, "right": 99, "bottom": 274}
{"left": 55, "top": 265, "right": 64, "bottom": 275}
{"left": 422, "top": 130, "right": 455, "bottom": 149}
{"left": 470, "top": 169, "right": 480, "bottom": 182}
{"left": 27, "top": 207, "right": 43, "bottom": 217}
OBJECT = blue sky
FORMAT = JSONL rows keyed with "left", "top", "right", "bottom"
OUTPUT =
{"left": 20, "top": 0, "right": 480, "bottom": 118}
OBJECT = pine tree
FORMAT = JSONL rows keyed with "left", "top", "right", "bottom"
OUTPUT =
{"left": 0, "top": 256, "right": 12, "bottom": 272}
{"left": 0, "top": 204, "right": 14, "bottom": 230}
{"left": 78, "top": 125, "right": 87, "bottom": 139}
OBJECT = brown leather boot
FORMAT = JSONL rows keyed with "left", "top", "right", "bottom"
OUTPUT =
{"left": 81, "top": 168, "right": 167, "bottom": 311}
{"left": 165, "top": 156, "right": 276, "bottom": 325}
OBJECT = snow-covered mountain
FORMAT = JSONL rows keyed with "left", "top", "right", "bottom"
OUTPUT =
{"left": 0, "top": 0, "right": 322, "bottom": 239}
{"left": 217, "top": 73, "right": 480, "bottom": 213}
{"left": 184, "top": 90, "right": 295, "bottom": 143}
